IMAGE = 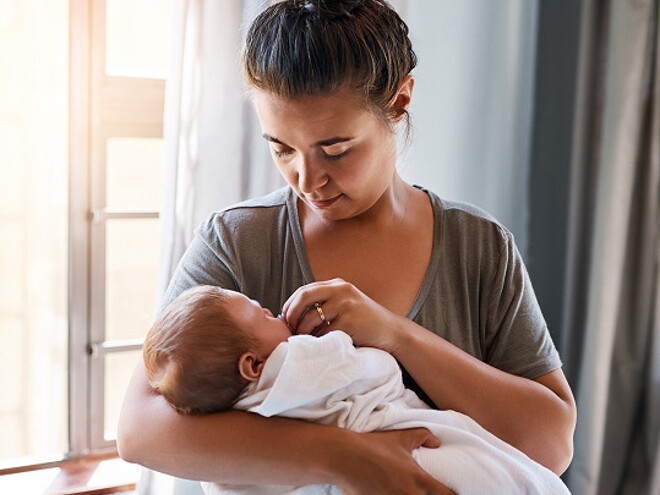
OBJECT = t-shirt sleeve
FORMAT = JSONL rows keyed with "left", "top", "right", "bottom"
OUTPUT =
{"left": 483, "top": 230, "right": 562, "bottom": 379}
{"left": 160, "top": 214, "right": 239, "bottom": 311}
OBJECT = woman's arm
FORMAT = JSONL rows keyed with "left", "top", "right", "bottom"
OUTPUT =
{"left": 389, "top": 317, "right": 576, "bottom": 475}
{"left": 117, "top": 360, "right": 455, "bottom": 494}
{"left": 283, "top": 279, "right": 576, "bottom": 475}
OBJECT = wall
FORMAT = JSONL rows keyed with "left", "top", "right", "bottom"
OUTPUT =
{"left": 398, "top": 0, "right": 539, "bottom": 253}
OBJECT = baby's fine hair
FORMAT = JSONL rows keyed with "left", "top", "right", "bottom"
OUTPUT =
{"left": 143, "top": 286, "right": 256, "bottom": 415}
{"left": 242, "top": 0, "right": 417, "bottom": 126}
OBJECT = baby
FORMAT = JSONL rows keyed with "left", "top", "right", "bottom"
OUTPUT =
{"left": 143, "top": 285, "right": 570, "bottom": 495}
{"left": 143, "top": 285, "right": 291, "bottom": 415}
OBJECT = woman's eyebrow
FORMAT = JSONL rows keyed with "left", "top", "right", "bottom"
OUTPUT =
{"left": 315, "top": 136, "right": 354, "bottom": 146}
{"left": 262, "top": 133, "right": 287, "bottom": 145}
{"left": 262, "top": 133, "right": 353, "bottom": 147}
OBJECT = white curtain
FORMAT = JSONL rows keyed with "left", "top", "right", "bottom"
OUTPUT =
{"left": 141, "top": 1, "right": 282, "bottom": 493}
{"left": 561, "top": 0, "right": 660, "bottom": 494}
{"left": 157, "top": 0, "right": 283, "bottom": 299}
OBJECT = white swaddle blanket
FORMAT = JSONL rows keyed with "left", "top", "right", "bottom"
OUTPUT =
{"left": 203, "top": 331, "right": 570, "bottom": 495}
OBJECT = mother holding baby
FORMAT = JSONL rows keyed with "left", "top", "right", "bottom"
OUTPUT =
{"left": 118, "top": 1, "right": 577, "bottom": 493}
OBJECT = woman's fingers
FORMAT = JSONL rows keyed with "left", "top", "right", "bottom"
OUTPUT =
{"left": 399, "top": 427, "right": 442, "bottom": 450}
{"left": 336, "top": 429, "right": 455, "bottom": 495}
{"left": 281, "top": 279, "right": 346, "bottom": 332}
{"left": 378, "top": 429, "right": 455, "bottom": 495}
{"left": 294, "top": 301, "right": 335, "bottom": 336}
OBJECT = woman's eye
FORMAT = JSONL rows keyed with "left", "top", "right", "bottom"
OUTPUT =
{"left": 273, "top": 147, "right": 294, "bottom": 158}
{"left": 322, "top": 147, "right": 350, "bottom": 161}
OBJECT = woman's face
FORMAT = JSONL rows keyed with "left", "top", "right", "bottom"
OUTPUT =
{"left": 251, "top": 87, "right": 400, "bottom": 221}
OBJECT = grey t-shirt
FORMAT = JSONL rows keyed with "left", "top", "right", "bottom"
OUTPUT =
{"left": 163, "top": 186, "right": 562, "bottom": 407}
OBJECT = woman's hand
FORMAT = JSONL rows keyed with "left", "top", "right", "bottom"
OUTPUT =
{"left": 331, "top": 428, "right": 456, "bottom": 495}
{"left": 281, "top": 278, "right": 404, "bottom": 351}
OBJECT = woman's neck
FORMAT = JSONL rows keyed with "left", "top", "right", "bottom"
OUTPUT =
{"left": 301, "top": 174, "right": 416, "bottom": 233}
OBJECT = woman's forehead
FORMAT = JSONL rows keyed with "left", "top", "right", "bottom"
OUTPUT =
{"left": 251, "top": 88, "right": 375, "bottom": 139}
{"left": 251, "top": 86, "right": 368, "bottom": 114}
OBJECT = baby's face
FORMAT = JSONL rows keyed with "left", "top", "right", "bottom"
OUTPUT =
{"left": 226, "top": 291, "right": 292, "bottom": 358}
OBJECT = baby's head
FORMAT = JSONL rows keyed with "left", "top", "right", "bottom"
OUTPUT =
{"left": 143, "top": 285, "right": 292, "bottom": 415}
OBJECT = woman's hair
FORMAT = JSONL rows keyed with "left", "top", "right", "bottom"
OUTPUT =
{"left": 143, "top": 286, "right": 256, "bottom": 415}
{"left": 242, "top": 0, "right": 417, "bottom": 126}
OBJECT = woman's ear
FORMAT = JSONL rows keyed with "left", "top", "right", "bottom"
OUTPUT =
{"left": 390, "top": 75, "right": 414, "bottom": 120}
{"left": 238, "top": 351, "right": 265, "bottom": 381}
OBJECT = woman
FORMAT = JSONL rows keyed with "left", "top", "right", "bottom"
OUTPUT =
{"left": 118, "top": 1, "right": 576, "bottom": 493}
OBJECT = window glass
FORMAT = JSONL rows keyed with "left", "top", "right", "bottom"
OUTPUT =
{"left": 104, "top": 351, "right": 142, "bottom": 441}
{"left": 105, "top": 218, "right": 161, "bottom": 341}
{"left": 105, "top": 0, "right": 174, "bottom": 79}
{"left": 0, "top": 0, "right": 68, "bottom": 462}
{"left": 107, "top": 137, "right": 164, "bottom": 210}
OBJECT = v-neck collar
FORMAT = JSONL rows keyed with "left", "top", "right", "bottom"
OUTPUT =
{"left": 285, "top": 185, "right": 442, "bottom": 320}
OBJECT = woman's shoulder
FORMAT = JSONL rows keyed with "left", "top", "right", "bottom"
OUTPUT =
{"left": 218, "top": 186, "right": 292, "bottom": 216}
{"left": 418, "top": 186, "right": 513, "bottom": 244}
{"left": 198, "top": 187, "right": 294, "bottom": 236}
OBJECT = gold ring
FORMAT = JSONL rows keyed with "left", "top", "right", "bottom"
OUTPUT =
{"left": 314, "top": 302, "right": 331, "bottom": 326}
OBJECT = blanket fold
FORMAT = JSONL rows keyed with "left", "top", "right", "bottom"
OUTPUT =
{"left": 204, "top": 331, "right": 570, "bottom": 495}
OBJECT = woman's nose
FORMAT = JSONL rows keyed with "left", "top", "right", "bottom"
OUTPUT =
{"left": 297, "top": 156, "right": 328, "bottom": 193}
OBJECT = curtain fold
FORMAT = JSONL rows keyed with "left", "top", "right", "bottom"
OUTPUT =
{"left": 158, "top": 0, "right": 280, "bottom": 299}
{"left": 142, "top": 1, "right": 280, "bottom": 494}
{"left": 562, "top": 0, "right": 660, "bottom": 494}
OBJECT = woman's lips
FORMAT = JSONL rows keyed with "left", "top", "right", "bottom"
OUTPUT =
{"left": 309, "top": 194, "right": 342, "bottom": 209}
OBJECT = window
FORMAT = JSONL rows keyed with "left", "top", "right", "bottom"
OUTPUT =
{"left": 0, "top": 0, "right": 173, "bottom": 469}
{"left": 0, "top": 0, "right": 69, "bottom": 466}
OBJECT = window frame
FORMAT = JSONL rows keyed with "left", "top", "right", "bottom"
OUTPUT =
{"left": 68, "top": 0, "right": 93, "bottom": 459}
{"left": 1, "top": 0, "right": 166, "bottom": 474}
{"left": 70, "top": 0, "right": 165, "bottom": 458}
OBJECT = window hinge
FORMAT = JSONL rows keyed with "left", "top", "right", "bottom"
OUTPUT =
{"left": 90, "top": 209, "right": 159, "bottom": 223}
{"left": 87, "top": 340, "right": 144, "bottom": 358}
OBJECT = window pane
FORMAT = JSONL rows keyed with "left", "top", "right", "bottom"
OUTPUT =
{"left": 106, "top": 219, "right": 161, "bottom": 341}
{"left": 104, "top": 351, "right": 142, "bottom": 441}
{"left": 107, "top": 137, "right": 164, "bottom": 210}
{"left": 0, "top": 0, "right": 68, "bottom": 463}
{"left": 105, "top": 0, "right": 174, "bottom": 79}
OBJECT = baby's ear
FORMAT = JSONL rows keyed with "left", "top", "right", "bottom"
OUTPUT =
{"left": 238, "top": 352, "right": 264, "bottom": 381}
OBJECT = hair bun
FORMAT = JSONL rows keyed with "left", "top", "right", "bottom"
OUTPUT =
{"left": 244, "top": 0, "right": 416, "bottom": 126}
{"left": 294, "top": 0, "right": 368, "bottom": 19}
